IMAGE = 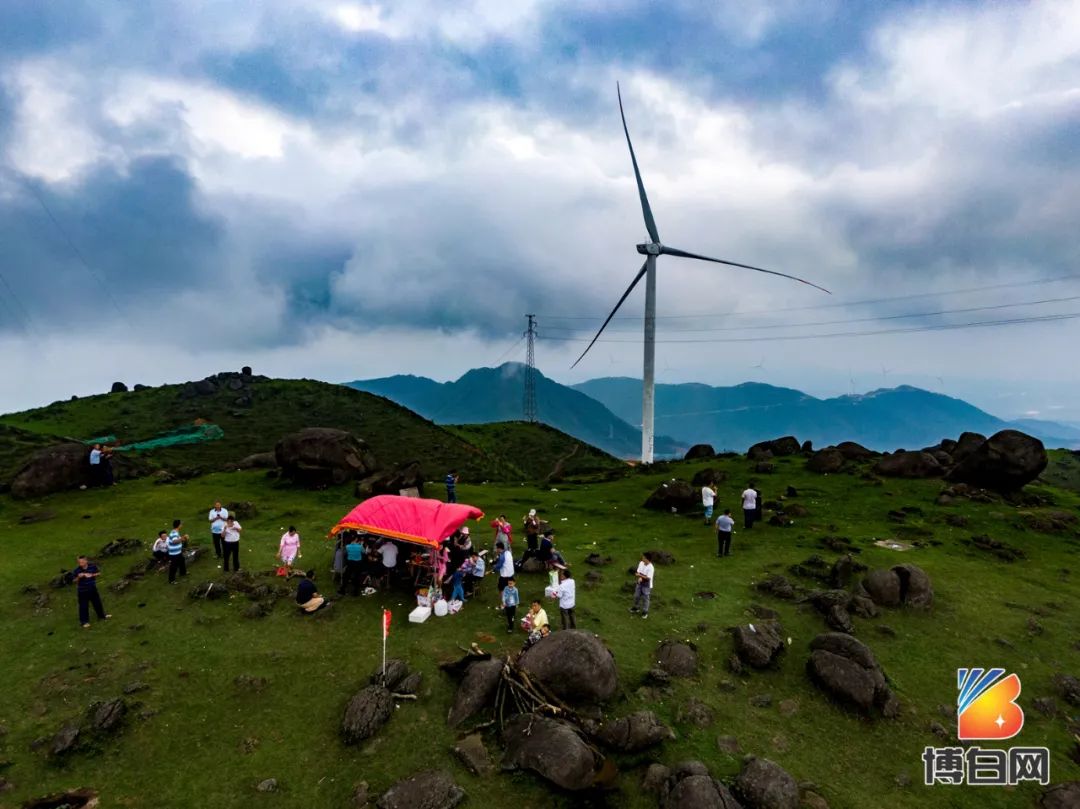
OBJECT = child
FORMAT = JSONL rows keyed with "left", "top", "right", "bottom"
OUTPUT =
{"left": 450, "top": 567, "right": 466, "bottom": 603}
{"left": 151, "top": 531, "right": 169, "bottom": 566}
{"left": 501, "top": 578, "right": 520, "bottom": 634}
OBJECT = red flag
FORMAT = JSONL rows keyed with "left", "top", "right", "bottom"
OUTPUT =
{"left": 382, "top": 609, "right": 392, "bottom": 639}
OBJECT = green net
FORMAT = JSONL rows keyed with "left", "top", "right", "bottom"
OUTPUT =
{"left": 104, "top": 423, "right": 225, "bottom": 452}
{"left": 84, "top": 435, "right": 118, "bottom": 445}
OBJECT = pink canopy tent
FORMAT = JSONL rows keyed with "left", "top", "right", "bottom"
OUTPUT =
{"left": 329, "top": 495, "right": 484, "bottom": 549}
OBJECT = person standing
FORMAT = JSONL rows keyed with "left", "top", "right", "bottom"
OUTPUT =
{"left": 445, "top": 471, "right": 459, "bottom": 503}
{"left": 702, "top": 483, "right": 717, "bottom": 525}
{"left": 715, "top": 509, "right": 735, "bottom": 557}
{"left": 208, "top": 502, "right": 229, "bottom": 559}
{"left": 522, "top": 509, "right": 540, "bottom": 557}
{"left": 339, "top": 537, "right": 365, "bottom": 595}
{"left": 88, "top": 444, "right": 103, "bottom": 487}
{"left": 495, "top": 541, "right": 515, "bottom": 600}
{"left": 74, "top": 555, "right": 110, "bottom": 628}
{"left": 630, "top": 552, "right": 654, "bottom": 619}
{"left": 742, "top": 485, "right": 758, "bottom": 529}
{"left": 501, "top": 578, "right": 520, "bottom": 633}
{"left": 222, "top": 516, "right": 243, "bottom": 572}
{"left": 166, "top": 520, "right": 188, "bottom": 584}
{"left": 491, "top": 515, "right": 513, "bottom": 548}
{"left": 754, "top": 486, "right": 763, "bottom": 525}
{"left": 279, "top": 526, "right": 301, "bottom": 572}
{"left": 555, "top": 569, "right": 576, "bottom": 629}
{"left": 100, "top": 445, "right": 115, "bottom": 486}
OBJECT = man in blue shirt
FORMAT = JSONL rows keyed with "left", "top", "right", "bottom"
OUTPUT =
{"left": 296, "top": 569, "right": 326, "bottom": 613}
{"left": 75, "top": 555, "right": 110, "bottom": 628}
{"left": 166, "top": 519, "right": 188, "bottom": 584}
{"left": 445, "top": 471, "right": 459, "bottom": 503}
{"left": 338, "top": 536, "right": 365, "bottom": 596}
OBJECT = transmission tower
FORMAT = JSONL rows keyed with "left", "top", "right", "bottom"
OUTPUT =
{"left": 523, "top": 314, "right": 538, "bottom": 423}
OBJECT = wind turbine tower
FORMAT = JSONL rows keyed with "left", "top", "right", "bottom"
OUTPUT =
{"left": 572, "top": 84, "right": 831, "bottom": 463}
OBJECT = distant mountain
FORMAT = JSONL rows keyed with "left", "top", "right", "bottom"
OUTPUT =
{"left": 346, "top": 364, "right": 681, "bottom": 458}
{"left": 572, "top": 378, "right": 1080, "bottom": 452}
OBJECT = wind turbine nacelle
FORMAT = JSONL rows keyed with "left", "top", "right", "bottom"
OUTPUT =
{"left": 636, "top": 242, "right": 662, "bottom": 256}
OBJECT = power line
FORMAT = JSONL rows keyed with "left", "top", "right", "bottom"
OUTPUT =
{"left": 536, "top": 271, "right": 1080, "bottom": 321}
{"left": 542, "top": 293, "right": 1080, "bottom": 335}
{"left": 540, "top": 310, "right": 1080, "bottom": 344}
{"left": 24, "top": 180, "right": 126, "bottom": 319}
{"left": 0, "top": 268, "right": 38, "bottom": 336}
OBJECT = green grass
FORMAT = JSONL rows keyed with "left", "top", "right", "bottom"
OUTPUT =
{"left": 0, "top": 378, "right": 623, "bottom": 486}
{"left": 446, "top": 421, "right": 624, "bottom": 481}
{"left": 0, "top": 454, "right": 1077, "bottom": 808}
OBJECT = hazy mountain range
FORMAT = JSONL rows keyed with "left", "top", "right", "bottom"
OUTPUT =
{"left": 347, "top": 364, "right": 1080, "bottom": 457}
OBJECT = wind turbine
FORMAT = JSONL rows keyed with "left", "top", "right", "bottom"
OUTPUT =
{"left": 572, "top": 83, "right": 830, "bottom": 463}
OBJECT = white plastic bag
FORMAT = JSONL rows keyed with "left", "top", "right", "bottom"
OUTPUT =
{"left": 433, "top": 598, "right": 448, "bottom": 617}
{"left": 447, "top": 599, "right": 463, "bottom": 614}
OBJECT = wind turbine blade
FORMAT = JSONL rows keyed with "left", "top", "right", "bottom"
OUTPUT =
{"left": 571, "top": 260, "right": 649, "bottom": 368}
{"left": 618, "top": 83, "right": 660, "bottom": 244}
{"left": 660, "top": 245, "right": 831, "bottom": 294}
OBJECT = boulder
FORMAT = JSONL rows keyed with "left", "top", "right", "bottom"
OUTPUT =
{"left": 807, "top": 633, "right": 899, "bottom": 717}
{"left": 453, "top": 733, "right": 493, "bottom": 775}
{"left": 835, "top": 441, "right": 875, "bottom": 460}
{"left": 951, "top": 431, "right": 986, "bottom": 463}
{"left": 193, "top": 379, "right": 217, "bottom": 395}
{"left": 501, "top": 714, "right": 604, "bottom": 791}
{"left": 356, "top": 461, "right": 425, "bottom": 499}
{"left": 595, "top": 711, "right": 674, "bottom": 752}
{"left": 859, "top": 565, "right": 933, "bottom": 609}
{"left": 447, "top": 659, "right": 503, "bottom": 727}
{"left": 376, "top": 770, "right": 465, "bottom": 809}
{"left": 225, "top": 500, "right": 259, "bottom": 520}
{"left": 684, "top": 444, "right": 716, "bottom": 460}
{"left": 655, "top": 639, "right": 699, "bottom": 677}
{"left": 732, "top": 621, "right": 785, "bottom": 669}
{"left": 1041, "top": 782, "right": 1080, "bottom": 809}
{"left": 642, "top": 763, "right": 672, "bottom": 794}
{"left": 371, "top": 658, "right": 411, "bottom": 691}
{"left": 644, "top": 479, "right": 699, "bottom": 514}
{"left": 98, "top": 538, "right": 143, "bottom": 557}
{"left": 49, "top": 723, "right": 80, "bottom": 757}
{"left": 677, "top": 698, "right": 715, "bottom": 728}
{"left": 734, "top": 757, "right": 800, "bottom": 809}
{"left": 662, "top": 766, "right": 743, "bottom": 809}
{"left": 806, "top": 449, "right": 844, "bottom": 475}
{"left": 11, "top": 443, "right": 144, "bottom": 498}
{"left": 692, "top": 468, "right": 728, "bottom": 487}
{"left": 947, "top": 430, "right": 1048, "bottom": 491}
{"left": 110, "top": 381, "right": 128, "bottom": 393}
{"left": 236, "top": 452, "right": 276, "bottom": 470}
{"left": 873, "top": 451, "right": 942, "bottom": 479}
{"left": 341, "top": 685, "right": 394, "bottom": 744}
{"left": 88, "top": 698, "right": 127, "bottom": 733}
{"left": 518, "top": 631, "right": 618, "bottom": 707}
{"left": 275, "top": 428, "right": 378, "bottom": 487}
{"left": 749, "top": 437, "right": 801, "bottom": 458}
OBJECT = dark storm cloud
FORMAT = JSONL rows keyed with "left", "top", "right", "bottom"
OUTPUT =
{"left": 0, "top": 157, "right": 223, "bottom": 327}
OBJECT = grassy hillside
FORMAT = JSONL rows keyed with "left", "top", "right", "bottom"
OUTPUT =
{"left": 0, "top": 376, "right": 536, "bottom": 484}
{"left": 446, "top": 421, "right": 625, "bottom": 481}
{"left": 0, "top": 451, "right": 1077, "bottom": 807}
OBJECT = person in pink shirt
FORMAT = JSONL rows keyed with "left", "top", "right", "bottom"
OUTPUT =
{"left": 279, "top": 526, "right": 301, "bottom": 573}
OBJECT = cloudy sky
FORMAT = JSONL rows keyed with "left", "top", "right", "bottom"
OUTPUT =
{"left": 2, "top": 0, "right": 1079, "bottom": 421}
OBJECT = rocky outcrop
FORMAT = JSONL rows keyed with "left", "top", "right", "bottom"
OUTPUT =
{"left": 873, "top": 451, "right": 942, "bottom": 479}
{"left": 356, "top": 461, "right": 425, "bottom": 499}
{"left": 748, "top": 437, "right": 801, "bottom": 459}
{"left": 501, "top": 714, "right": 605, "bottom": 791}
{"left": 858, "top": 564, "right": 933, "bottom": 609}
{"left": 447, "top": 659, "right": 503, "bottom": 728}
{"left": 275, "top": 428, "right": 377, "bottom": 487}
{"left": 806, "top": 633, "right": 899, "bottom": 717}
{"left": 655, "top": 639, "right": 699, "bottom": 677}
{"left": 11, "top": 443, "right": 144, "bottom": 498}
{"left": 734, "top": 757, "right": 800, "bottom": 809}
{"left": 684, "top": 444, "right": 716, "bottom": 460}
{"left": 806, "top": 448, "right": 844, "bottom": 474}
{"left": 341, "top": 685, "right": 394, "bottom": 744}
{"left": 376, "top": 770, "right": 465, "bottom": 809}
{"left": 947, "top": 429, "right": 1048, "bottom": 491}
{"left": 644, "top": 479, "right": 699, "bottom": 514}
{"left": 732, "top": 621, "right": 785, "bottom": 669}
{"left": 595, "top": 711, "right": 674, "bottom": 752}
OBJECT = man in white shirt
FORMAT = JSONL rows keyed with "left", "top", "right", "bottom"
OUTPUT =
{"left": 208, "top": 502, "right": 229, "bottom": 559}
{"left": 88, "top": 445, "right": 103, "bottom": 486}
{"left": 630, "top": 552, "right": 655, "bottom": 618}
{"left": 377, "top": 540, "right": 399, "bottom": 570}
{"left": 222, "top": 516, "right": 242, "bottom": 572}
{"left": 554, "top": 569, "right": 576, "bottom": 629}
{"left": 741, "top": 485, "right": 758, "bottom": 530}
{"left": 701, "top": 484, "right": 717, "bottom": 525}
{"left": 715, "top": 509, "right": 736, "bottom": 557}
